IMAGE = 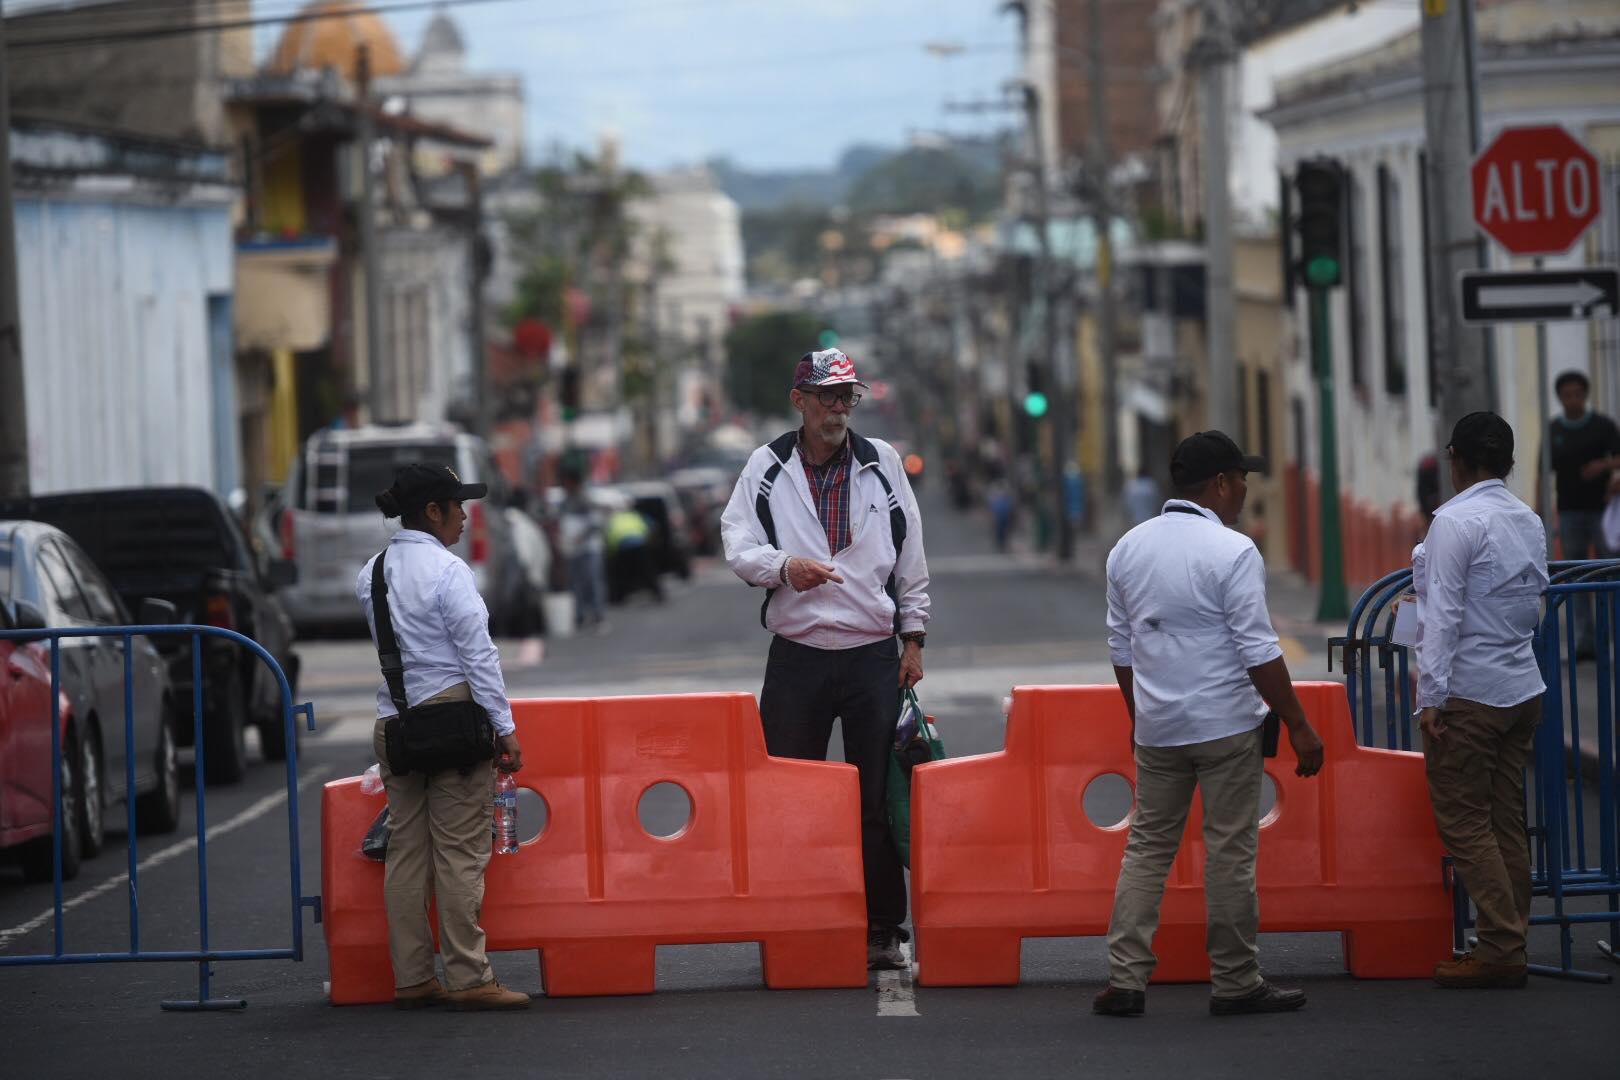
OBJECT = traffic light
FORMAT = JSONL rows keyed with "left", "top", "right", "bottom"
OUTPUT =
{"left": 1293, "top": 159, "right": 1344, "bottom": 288}
{"left": 558, "top": 364, "right": 581, "bottom": 421}
{"left": 1024, "top": 361, "right": 1049, "bottom": 418}
{"left": 818, "top": 328, "right": 840, "bottom": 349}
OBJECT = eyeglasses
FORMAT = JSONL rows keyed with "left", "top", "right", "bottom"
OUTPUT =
{"left": 802, "top": 387, "right": 861, "bottom": 410}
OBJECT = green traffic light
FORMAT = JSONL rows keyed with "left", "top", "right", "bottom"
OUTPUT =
{"left": 1024, "top": 391, "right": 1049, "bottom": 418}
{"left": 1304, "top": 255, "right": 1341, "bottom": 288}
{"left": 818, "top": 329, "right": 840, "bottom": 348}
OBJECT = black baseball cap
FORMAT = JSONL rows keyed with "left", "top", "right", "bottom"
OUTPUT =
{"left": 1170, "top": 430, "right": 1267, "bottom": 488}
{"left": 375, "top": 463, "right": 486, "bottom": 518}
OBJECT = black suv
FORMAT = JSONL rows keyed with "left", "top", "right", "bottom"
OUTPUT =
{"left": 0, "top": 488, "right": 301, "bottom": 784}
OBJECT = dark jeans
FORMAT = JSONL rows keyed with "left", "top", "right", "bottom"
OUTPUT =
{"left": 759, "top": 634, "right": 906, "bottom": 929}
{"left": 1560, "top": 509, "right": 1605, "bottom": 650}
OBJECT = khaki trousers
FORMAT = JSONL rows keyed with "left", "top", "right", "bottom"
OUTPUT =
{"left": 1422, "top": 695, "right": 1541, "bottom": 966}
{"left": 1106, "top": 726, "right": 1264, "bottom": 997}
{"left": 372, "top": 682, "right": 496, "bottom": 992}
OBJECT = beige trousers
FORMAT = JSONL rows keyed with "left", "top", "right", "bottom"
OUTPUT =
{"left": 1422, "top": 695, "right": 1540, "bottom": 966}
{"left": 373, "top": 682, "right": 496, "bottom": 992}
{"left": 1106, "top": 726, "right": 1265, "bottom": 997}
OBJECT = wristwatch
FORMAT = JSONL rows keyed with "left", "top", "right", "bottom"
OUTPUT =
{"left": 900, "top": 631, "right": 926, "bottom": 648}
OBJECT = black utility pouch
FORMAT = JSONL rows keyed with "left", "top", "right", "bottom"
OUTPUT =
{"left": 1262, "top": 710, "right": 1281, "bottom": 758}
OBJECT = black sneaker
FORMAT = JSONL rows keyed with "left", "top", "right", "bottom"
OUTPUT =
{"left": 867, "top": 926, "right": 907, "bottom": 971}
{"left": 1209, "top": 980, "right": 1307, "bottom": 1016}
{"left": 1092, "top": 986, "right": 1146, "bottom": 1017}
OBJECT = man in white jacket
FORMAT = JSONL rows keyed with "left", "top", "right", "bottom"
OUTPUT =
{"left": 721, "top": 348, "right": 931, "bottom": 971}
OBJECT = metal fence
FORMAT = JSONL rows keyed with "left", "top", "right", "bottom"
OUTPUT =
{"left": 0, "top": 623, "right": 317, "bottom": 1009}
{"left": 1332, "top": 563, "right": 1620, "bottom": 982}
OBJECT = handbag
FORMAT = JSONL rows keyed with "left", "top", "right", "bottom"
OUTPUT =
{"left": 886, "top": 687, "right": 945, "bottom": 868}
{"left": 371, "top": 549, "right": 495, "bottom": 776}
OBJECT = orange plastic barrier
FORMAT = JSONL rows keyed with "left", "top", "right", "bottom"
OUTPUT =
{"left": 322, "top": 693, "right": 868, "bottom": 1003}
{"left": 910, "top": 681, "right": 1451, "bottom": 986}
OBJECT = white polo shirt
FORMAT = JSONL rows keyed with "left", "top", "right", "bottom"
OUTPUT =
{"left": 1105, "top": 500, "right": 1283, "bottom": 747}
{"left": 357, "top": 529, "right": 515, "bottom": 736}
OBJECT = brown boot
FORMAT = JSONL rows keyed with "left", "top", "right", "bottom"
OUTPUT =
{"left": 1433, "top": 954, "right": 1528, "bottom": 989}
{"left": 393, "top": 978, "right": 447, "bottom": 1010}
{"left": 446, "top": 980, "right": 531, "bottom": 1010}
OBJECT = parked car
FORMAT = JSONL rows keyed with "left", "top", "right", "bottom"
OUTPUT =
{"left": 667, "top": 466, "right": 734, "bottom": 556}
{"left": 0, "top": 488, "right": 300, "bottom": 785}
{"left": 275, "top": 424, "right": 523, "bottom": 636}
{"left": 0, "top": 521, "right": 178, "bottom": 882}
{"left": 614, "top": 481, "right": 693, "bottom": 580}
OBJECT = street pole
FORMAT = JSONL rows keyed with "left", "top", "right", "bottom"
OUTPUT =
{"left": 1023, "top": 84, "right": 1074, "bottom": 561}
{"left": 1310, "top": 285, "right": 1347, "bottom": 621}
{"left": 1421, "top": 0, "right": 1491, "bottom": 477}
{"left": 1534, "top": 257, "right": 1554, "bottom": 551}
{"left": 1088, "top": 0, "right": 1122, "bottom": 506}
{"left": 0, "top": 1, "right": 32, "bottom": 497}
{"left": 356, "top": 45, "right": 385, "bottom": 424}
{"left": 1199, "top": 0, "right": 1238, "bottom": 435}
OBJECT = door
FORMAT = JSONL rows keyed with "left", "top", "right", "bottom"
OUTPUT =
{"left": 62, "top": 539, "right": 164, "bottom": 791}
{"left": 35, "top": 540, "right": 123, "bottom": 800}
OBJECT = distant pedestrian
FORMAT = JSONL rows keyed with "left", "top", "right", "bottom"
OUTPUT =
{"left": 1412, "top": 412, "right": 1547, "bottom": 989}
{"left": 988, "top": 479, "right": 1014, "bottom": 551}
{"left": 605, "top": 502, "right": 663, "bottom": 604}
{"left": 1548, "top": 369, "right": 1619, "bottom": 655}
{"left": 1123, "top": 467, "right": 1162, "bottom": 528}
{"left": 721, "top": 348, "right": 930, "bottom": 971}
{"left": 558, "top": 466, "right": 608, "bottom": 631}
{"left": 1095, "top": 431, "right": 1324, "bottom": 1019}
{"left": 357, "top": 465, "right": 529, "bottom": 1011}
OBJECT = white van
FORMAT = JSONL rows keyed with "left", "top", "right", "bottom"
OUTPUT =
{"left": 275, "top": 424, "right": 522, "bottom": 634}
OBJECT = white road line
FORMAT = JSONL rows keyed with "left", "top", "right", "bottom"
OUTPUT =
{"left": 0, "top": 767, "right": 333, "bottom": 952}
{"left": 876, "top": 944, "right": 918, "bottom": 1016}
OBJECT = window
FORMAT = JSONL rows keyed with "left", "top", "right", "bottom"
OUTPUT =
{"left": 1379, "top": 165, "right": 1408, "bottom": 395}
{"left": 1257, "top": 369, "right": 1274, "bottom": 467}
{"left": 1418, "top": 149, "right": 1439, "bottom": 404}
{"left": 1346, "top": 172, "right": 1368, "bottom": 391}
{"left": 36, "top": 541, "right": 93, "bottom": 627}
{"left": 60, "top": 539, "right": 126, "bottom": 624}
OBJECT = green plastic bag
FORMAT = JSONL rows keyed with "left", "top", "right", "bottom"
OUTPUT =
{"left": 887, "top": 688, "right": 945, "bottom": 868}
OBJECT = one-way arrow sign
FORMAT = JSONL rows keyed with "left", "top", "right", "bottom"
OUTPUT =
{"left": 1460, "top": 266, "right": 1619, "bottom": 324}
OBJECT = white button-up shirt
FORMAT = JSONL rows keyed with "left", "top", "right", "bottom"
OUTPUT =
{"left": 1412, "top": 478, "right": 1547, "bottom": 711}
{"left": 1106, "top": 500, "right": 1283, "bottom": 747}
{"left": 356, "top": 529, "right": 515, "bottom": 736}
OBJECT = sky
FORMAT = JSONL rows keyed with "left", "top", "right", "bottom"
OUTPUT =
{"left": 251, "top": 0, "right": 1025, "bottom": 171}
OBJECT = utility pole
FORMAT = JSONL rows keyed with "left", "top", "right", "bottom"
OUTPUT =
{"left": 355, "top": 45, "right": 385, "bottom": 424}
{"left": 1421, "top": 0, "right": 1491, "bottom": 463}
{"left": 1088, "top": 0, "right": 1122, "bottom": 506}
{"left": 1197, "top": 0, "right": 1238, "bottom": 435}
{"left": 0, "top": 2, "right": 32, "bottom": 497}
{"left": 457, "top": 161, "right": 489, "bottom": 439}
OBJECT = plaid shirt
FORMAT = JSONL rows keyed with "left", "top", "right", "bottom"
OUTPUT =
{"left": 800, "top": 433, "right": 852, "bottom": 555}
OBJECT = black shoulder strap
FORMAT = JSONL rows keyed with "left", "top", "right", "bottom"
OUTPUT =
{"left": 370, "top": 549, "right": 411, "bottom": 716}
{"left": 756, "top": 432, "right": 798, "bottom": 628}
{"left": 868, "top": 463, "right": 906, "bottom": 635}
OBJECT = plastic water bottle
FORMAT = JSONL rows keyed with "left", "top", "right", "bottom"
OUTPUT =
{"left": 493, "top": 770, "right": 519, "bottom": 854}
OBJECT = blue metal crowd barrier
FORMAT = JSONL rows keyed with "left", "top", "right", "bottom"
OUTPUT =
{"left": 0, "top": 623, "right": 318, "bottom": 1009}
{"left": 1333, "top": 563, "right": 1620, "bottom": 983}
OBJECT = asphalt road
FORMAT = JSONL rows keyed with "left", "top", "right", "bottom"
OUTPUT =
{"left": 2, "top": 481, "right": 1617, "bottom": 1078}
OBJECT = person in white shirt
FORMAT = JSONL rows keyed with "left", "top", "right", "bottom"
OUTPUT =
{"left": 356, "top": 464, "right": 529, "bottom": 1011}
{"left": 721, "top": 348, "right": 930, "bottom": 972}
{"left": 1412, "top": 412, "right": 1547, "bottom": 989}
{"left": 1095, "top": 431, "right": 1324, "bottom": 1020}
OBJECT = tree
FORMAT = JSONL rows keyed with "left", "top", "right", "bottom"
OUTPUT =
{"left": 725, "top": 310, "right": 822, "bottom": 417}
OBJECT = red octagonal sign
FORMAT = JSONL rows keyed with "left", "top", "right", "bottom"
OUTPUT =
{"left": 1472, "top": 125, "right": 1601, "bottom": 256}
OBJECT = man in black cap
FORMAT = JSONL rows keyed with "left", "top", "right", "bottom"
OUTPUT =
{"left": 1094, "top": 431, "right": 1324, "bottom": 1019}
{"left": 357, "top": 464, "right": 529, "bottom": 1010}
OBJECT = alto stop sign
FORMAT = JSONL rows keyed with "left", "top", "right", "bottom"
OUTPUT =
{"left": 1471, "top": 125, "right": 1601, "bottom": 255}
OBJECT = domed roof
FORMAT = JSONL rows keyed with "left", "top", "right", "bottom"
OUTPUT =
{"left": 265, "top": 1, "right": 405, "bottom": 80}
{"left": 419, "top": 11, "right": 466, "bottom": 58}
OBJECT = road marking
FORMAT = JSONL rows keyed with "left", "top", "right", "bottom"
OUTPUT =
{"left": 0, "top": 766, "right": 333, "bottom": 952}
{"left": 876, "top": 944, "right": 918, "bottom": 1016}
{"left": 1279, "top": 633, "right": 1310, "bottom": 669}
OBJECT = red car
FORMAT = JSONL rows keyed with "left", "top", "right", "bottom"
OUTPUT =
{"left": 1, "top": 588, "right": 81, "bottom": 881}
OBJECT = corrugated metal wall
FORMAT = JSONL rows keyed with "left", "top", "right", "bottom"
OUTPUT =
{"left": 13, "top": 198, "right": 234, "bottom": 495}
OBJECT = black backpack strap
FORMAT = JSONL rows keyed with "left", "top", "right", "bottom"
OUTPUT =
{"left": 370, "top": 549, "right": 411, "bottom": 717}
{"left": 868, "top": 463, "right": 906, "bottom": 635}
{"left": 757, "top": 431, "right": 798, "bottom": 629}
